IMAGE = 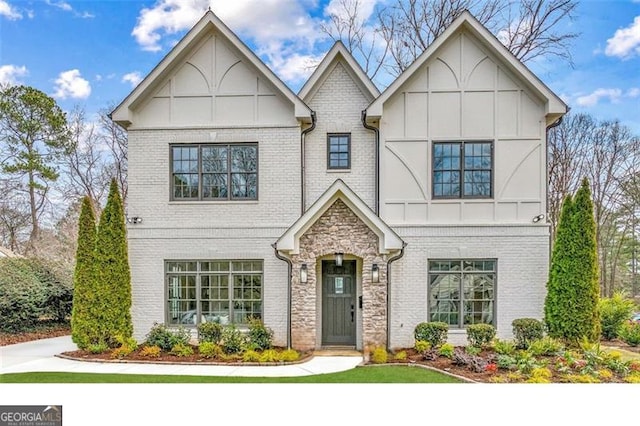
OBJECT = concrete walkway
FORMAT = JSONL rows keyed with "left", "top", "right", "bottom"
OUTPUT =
{"left": 0, "top": 336, "right": 363, "bottom": 377}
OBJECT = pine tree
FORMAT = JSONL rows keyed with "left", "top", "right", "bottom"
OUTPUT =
{"left": 70, "top": 196, "right": 97, "bottom": 349}
{"left": 545, "top": 178, "right": 600, "bottom": 342}
{"left": 95, "top": 179, "right": 132, "bottom": 346}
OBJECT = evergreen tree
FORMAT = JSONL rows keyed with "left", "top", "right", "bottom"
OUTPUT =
{"left": 95, "top": 179, "right": 132, "bottom": 346}
{"left": 70, "top": 196, "right": 97, "bottom": 349}
{"left": 545, "top": 178, "right": 600, "bottom": 342}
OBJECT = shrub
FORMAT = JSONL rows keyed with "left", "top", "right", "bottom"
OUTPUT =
{"left": 496, "top": 354, "right": 517, "bottom": 370}
{"left": 514, "top": 350, "right": 540, "bottom": 374}
{"left": 259, "top": 349, "right": 280, "bottom": 363}
{"left": 466, "top": 323, "right": 496, "bottom": 348}
{"left": 140, "top": 345, "right": 161, "bottom": 358}
{"left": 197, "top": 322, "right": 223, "bottom": 344}
{"left": 528, "top": 336, "right": 564, "bottom": 356}
{"left": 111, "top": 345, "right": 134, "bottom": 359}
{"left": 145, "top": 323, "right": 190, "bottom": 351}
{"left": 30, "top": 258, "right": 73, "bottom": 322}
{"left": 371, "top": 346, "right": 388, "bottom": 364}
{"left": 512, "top": 318, "right": 544, "bottom": 349}
{"left": 242, "top": 349, "right": 261, "bottom": 362}
{"left": 220, "top": 325, "right": 247, "bottom": 354}
{"left": 438, "top": 343, "right": 454, "bottom": 358}
{"left": 618, "top": 321, "right": 640, "bottom": 346}
{"left": 198, "top": 341, "right": 222, "bottom": 359}
{"left": 599, "top": 294, "right": 636, "bottom": 340}
{"left": 465, "top": 345, "right": 481, "bottom": 356}
{"left": 624, "top": 373, "right": 640, "bottom": 384}
{"left": 247, "top": 317, "right": 273, "bottom": 350}
{"left": 414, "top": 340, "right": 431, "bottom": 353}
{"left": 170, "top": 342, "right": 194, "bottom": 357}
{"left": 279, "top": 349, "right": 300, "bottom": 362}
{"left": 87, "top": 342, "right": 109, "bottom": 354}
{"left": 394, "top": 351, "right": 407, "bottom": 361}
{"left": 492, "top": 339, "right": 516, "bottom": 355}
{"left": 414, "top": 322, "right": 448, "bottom": 348}
{"left": 0, "top": 258, "right": 48, "bottom": 332}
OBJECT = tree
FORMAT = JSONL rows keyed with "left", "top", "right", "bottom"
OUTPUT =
{"left": 99, "top": 105, "right": 128, "bottom": 205}
{"left": 94, "top": 179, "right": 132, "bottom": 346}
{"left": 70, "top": 196, "right": 97, "bottom": 349}
{"left": 545, "top": 178, "right": 600, "bottom": 342}
{"left": 0, "top": 85, "right": 70, "bottom": 245}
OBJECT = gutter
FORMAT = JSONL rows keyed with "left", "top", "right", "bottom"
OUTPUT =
{"left": 272, "top": 243, "right": 293, "bottom": 349}
{"left": 301, "top": 111, "right": 317, "bottom": 215}
{"left": 361, "top": 110, "right": 380, "bottom": 215}
{"left": 386, "top": 243, "right": 407, "bottom": 351}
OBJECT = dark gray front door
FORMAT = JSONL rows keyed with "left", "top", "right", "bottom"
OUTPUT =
{"left": 322, "top": 260, "right": 356, "bottom": 346}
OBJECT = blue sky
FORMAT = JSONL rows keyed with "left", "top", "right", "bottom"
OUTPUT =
{"left": 1, "top": 0, "right": 639, "bottom": 134}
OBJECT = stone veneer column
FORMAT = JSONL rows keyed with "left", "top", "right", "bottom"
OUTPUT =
{"left": 290, "top": 199, "right": 388, "bottom": 351}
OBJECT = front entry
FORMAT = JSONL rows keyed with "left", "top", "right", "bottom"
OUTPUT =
{"left": 322, "top": 260, "right": 357, "bottom": 346}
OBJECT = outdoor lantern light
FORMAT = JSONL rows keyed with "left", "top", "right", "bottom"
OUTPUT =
{"left": 372, "top": 264, "right": 379, "bottom": 283}
{"left": 300, "top": 264, "right": 308, "bottom": 283}
{"left": 335, "top": 252, "right": 343, "bottom": 267}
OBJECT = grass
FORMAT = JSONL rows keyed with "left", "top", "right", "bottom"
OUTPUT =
{"left": 0, "top": 365, "right": 463, "bottom": 383}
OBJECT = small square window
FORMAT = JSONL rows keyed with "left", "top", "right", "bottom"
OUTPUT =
{"left": 327, "top": 134, "right": 351, "bottom": 170}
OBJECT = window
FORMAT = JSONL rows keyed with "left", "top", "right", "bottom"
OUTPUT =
{"left": 171, "top": 144, "right": 258, "bottom": 200}
{"left": 432, "top": 141, "right": 492, "bottom": 198}
{"left": 428, "top": 260, "right": 495, "bottom": 328}
{"left": 327, "top": 134, "right": 350, "bottom": 169}
{"left": 166, "top": 260, "right": 262, "bottom": 326}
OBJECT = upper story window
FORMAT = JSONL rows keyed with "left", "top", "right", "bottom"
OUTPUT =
{"left": 432, "top": 141, "right": 493, "bottom": 198}
{"left": 171, "top": 144, "right": 258, "bottom": 201}
{"left": 327, "top": 134, "right": 351, "bottom": 170}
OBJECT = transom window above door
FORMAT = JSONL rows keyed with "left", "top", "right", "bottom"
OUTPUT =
{"left": 171, "top": 143, "right": 258, "bottom": 201}
{"left": 327, "top": 134, "right": 351, "bottom": 170}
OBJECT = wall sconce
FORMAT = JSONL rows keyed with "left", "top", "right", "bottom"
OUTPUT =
{"left": 335, "top": 252, "right": 343, "bottom": 267}
{"left": 300, "top": 264, "right": 308, "bottom": 283}
{"left": 127, "top": 216, "right": 143, "bottom": 224}
{"left": 532, "top": 214, "right": 545, "bottom": 223}
{"left": 372, "top": 264, "right": 379, "bottom": 283}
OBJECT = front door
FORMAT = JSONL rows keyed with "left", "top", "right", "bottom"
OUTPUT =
{"left": 322, "top": 260, "right": 356, "bottom": 346}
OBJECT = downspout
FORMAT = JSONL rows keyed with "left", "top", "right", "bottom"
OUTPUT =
{"left": 386, "top": 242, "right": 407, "bottom": 351}
{"left": 361, "top": 110, "right": 380, "bottom": 215}
{"left": 545, "top": 115, "right": 564, "bottom": 264}
{"left": 301, "top": 111, "right": 317, "bottom": 215}
{"left": 272, "top": 243, "right": 292, "bottom": 350}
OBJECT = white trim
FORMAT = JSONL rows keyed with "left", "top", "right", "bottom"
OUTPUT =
{"left": 276, "top": 179, "right": 404, "bottom": 254}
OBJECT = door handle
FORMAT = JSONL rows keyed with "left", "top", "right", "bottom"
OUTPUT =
{"left": 350, "top": 304, "right": 355, "bottom": 322}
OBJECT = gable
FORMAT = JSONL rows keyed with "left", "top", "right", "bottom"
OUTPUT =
{"left": 111, "top": 11, "right": 311, "bottom": 128}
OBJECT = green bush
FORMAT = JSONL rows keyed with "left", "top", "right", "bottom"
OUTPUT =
{"left": 599, "top": 294, "right": 636, "bottom": 340}
{"left": 466, "top": 323, "right": 496, "bottom": 347}
{"left": 414, "top": 322, "right": 448, "bottom": 347}
{"left": 140, "top": 345, "right": 161, "bottom": 358}
{"left": 528, "top": 336, "right": 564, "bottom": 356}
{"left": 170, "top": 342, "right": 194, "bottom": 357}
{"left": 439, "top": 343, "right": 454, "bottom": 358}
{"left": 465, "top": 345, "right": 482, "bottom": 356}
{"left": 259, "top": 349, "right": 280, "bottom": 363}
{"left": 87, "top": 342, "right": 109, "bottom": 354}
{"left": 197, "top": 322, "right": 223, "bottom": 344}
{"left": 198, "top": 341, "right": 222, "bottom": 359}
{"left": 492, "top": 339, "right": 516, "bottom": 355}
{"left": 512, "top": 318, "right": 545, "bottom": 349}
{"left": 30, "top": 258, "right": 73, "bottom": 322}
{"left": 220, "top": 325, "right": 247, "bottom": 354}
{"left": 414, "top": 340, "right": 431, "bottom": 353}
{"left": 242, "top": 349, "right": 261, "bottom": 362}
{"left": 279, "top": 349, "right": 300, "bottom": 362}
{"left": 371, "top": 347, "right": 388, "bottom": 364}
{"left": 0, "top": 258, "right": 48, "bottom": 332}
{"left": 247, "top": 317, "right": 273, "bottom": 350}
{"left": 496, "top": 354, "right": 517, "bottom": 370}
{"left": 394, "top": 350, "right": 408, "bottom": 361}
{"left": 145, "top": 323, "right": 190, "bottom": 351}
{"left": 618, "top": 321, "right": 640, "bottom": 346}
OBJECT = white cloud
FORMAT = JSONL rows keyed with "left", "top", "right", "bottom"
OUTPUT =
{"left": 52, "top": 69, "right": 91, "bottom": 100}
{"left": 325, "top": 0, "right": 378, "bottom": 23}
{"left": 575, "top": 88, "right": 622, "bottom": 107}
{"left": 605, "top": 16, "right": 640, "bottom": 58}
{"left": 0, "top": 64, "right": 28, "bottom": 85}
{"left": 0, "top": 0, "right": 22, "bottom": 20}
{"left": 45, "top": 0, "right": 94, "bottom": 18}
{"left": 627, "top": 87, "right": 640, "bottom": 98}
{"left": 269, "top": 53, "right": 324, "bottom": 83}
{"left": 122, "top": 71, "right": 143, "bottom": 87}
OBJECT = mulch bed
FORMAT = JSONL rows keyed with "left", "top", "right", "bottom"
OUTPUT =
{"left": 0, "top": 322, "right": 71, "bottom": 347}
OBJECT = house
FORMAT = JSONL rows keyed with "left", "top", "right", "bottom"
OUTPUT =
{"left": 111, "top": 10, "right": 567, "bottom": 351}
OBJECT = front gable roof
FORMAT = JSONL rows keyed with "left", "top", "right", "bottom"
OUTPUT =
{"left": 276, "top": 179, "right": 404, "bottom": 255}
{"left": 298, "top": 41, "right": 380, "bottom": 102}
{"left": 365, "top": 10, "right": 567, "bottom": 125}
{"left": 111, "top": 10, "right": 312, "bottom": 127}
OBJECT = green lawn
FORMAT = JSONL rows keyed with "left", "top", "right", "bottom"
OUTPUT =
{"left": 0, "top": 365, "right": 464, "bottom": 383}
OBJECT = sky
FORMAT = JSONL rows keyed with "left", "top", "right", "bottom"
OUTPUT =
{"left": 0, "top": 0, "right": 639, "bottom": 135}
